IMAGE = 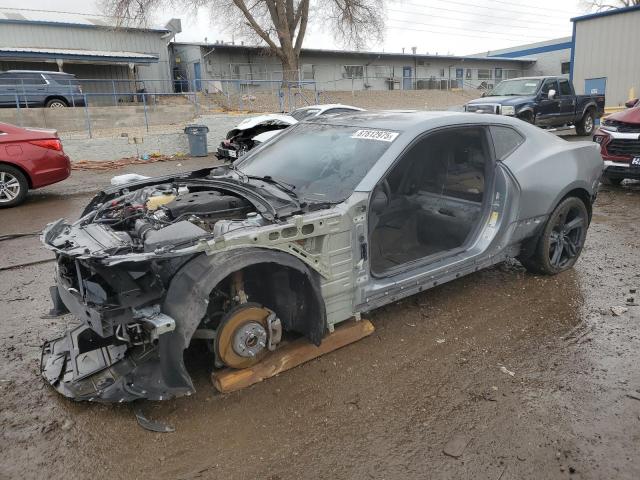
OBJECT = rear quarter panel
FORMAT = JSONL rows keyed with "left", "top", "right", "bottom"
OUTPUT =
{"left": 503, "top": 128, "right": 603, "bottom": 221}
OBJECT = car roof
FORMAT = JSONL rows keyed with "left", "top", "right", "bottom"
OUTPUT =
{"left": 303, "top": 110, "right": 467, "bottom": 131}
{"left": 295, "top": 104, "right": 363, "bottom": 112}
{"left": 501, "top": 76, "right": 562, "bottom": 81}
{"left": 2, "top": 70, "right": 76, "bottom": 76}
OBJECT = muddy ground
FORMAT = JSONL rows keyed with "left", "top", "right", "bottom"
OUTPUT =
{"left": 1, "top": 147, "right": 639, "bottom": 480}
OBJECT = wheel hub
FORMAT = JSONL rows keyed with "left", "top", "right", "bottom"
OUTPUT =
{"left": 216, "top": 304, "right": 281, "bottom": 369}
{"left": 232, "top": 321, "right": 267, "bottom": 358}
{"left": 0, "top": 172, "right": 19, "bottom": 202}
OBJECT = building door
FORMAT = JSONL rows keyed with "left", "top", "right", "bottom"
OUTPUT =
{"left": 584, "top": 77, "right": 606, "bottom": 95}
{"left": 455, "top": 68, "right": 463, "bottom": 88}
{"left": 402, "top": 66, "right": 412, "bottom": 90}
{"left": 193, "top": 62, "right": 202, "bottom": 91}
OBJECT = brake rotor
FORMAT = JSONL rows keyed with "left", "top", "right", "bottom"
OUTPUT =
{"left": 216, "top": 303, "right": 273, "bottom": 369}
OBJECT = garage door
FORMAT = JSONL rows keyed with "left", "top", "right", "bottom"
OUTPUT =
{"left": 585, "top": 77, "right": 606, "bottom": 95}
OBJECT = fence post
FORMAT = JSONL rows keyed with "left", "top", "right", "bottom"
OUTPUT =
{"left": 142, "top": 93, "right": 149, "bottom": 132}
{"left": 14, "top": 94, "right": 22, "bottom": 127}
{"left": 20, "top": 80, "right": 30, "bottom": 109}
{"left": 112, "top": 80, "right": 117, "bottom": 106}
{"left": 83, "top": 94, "right": 92, "bottom": 139}
{"left": 69, "top": 82, "right": 76, "bottom": 107}
{"left": 194, "top": 92, "right": 199, "bottom": 117}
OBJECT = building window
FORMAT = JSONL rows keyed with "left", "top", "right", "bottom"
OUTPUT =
{"left": 371, "top": 65, "right": 392, "bottom": 78}
{"left": 504, "top": 70, "right": 520, "bottom": 79}
{"left": 477, "top": 69, "right": 492, "bottom": 80}
{"left": 342, "top": 65, "right": 364, "bottom": 79}
{"left": 561, "top": 62, "right": 570, "bottom": 75}
{"left": 302, "top": 64, "right": 315, "bottom": 80}
{"left": 465, "top": 69, "right": 472, "bottom": 79}
{"left": 439, "top": 68, "right": 445, "bottom": 77}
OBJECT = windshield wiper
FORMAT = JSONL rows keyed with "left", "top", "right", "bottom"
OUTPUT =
{"left": 244, "top": 174, "right": 298, "bottom": 200}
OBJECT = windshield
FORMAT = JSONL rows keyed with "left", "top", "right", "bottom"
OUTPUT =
{"left": 487, "top": 79, "right": 541, "bottom": 96}
{"left": 236, "top": 123, "right": 397, "bottom": 203}
{"left": 290, "top": 108, "right": 321, "bottom": 120}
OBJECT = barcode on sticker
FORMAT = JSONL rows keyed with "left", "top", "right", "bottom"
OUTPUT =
{"left": 351, "top": 129, "right": 399, "bottom": 142}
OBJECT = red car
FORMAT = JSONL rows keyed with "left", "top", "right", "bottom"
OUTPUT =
{"left": 0, "top": 122, "right": 70, "bottom": 207}
{"left": 593, "top": 99, "right": 640, "bottom": 185}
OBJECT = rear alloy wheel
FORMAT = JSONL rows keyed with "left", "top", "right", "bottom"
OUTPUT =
{"left": 520, "top": 197, "right": 588, "bottom": 275}
{"left": 0, "top": 165, "right": 28, "bottom": 208}
{"left": 46, "top": 99, "right": 68, "bottom": 108}
{"left": 576, "top": 110, "right": 595, "bottom": 136}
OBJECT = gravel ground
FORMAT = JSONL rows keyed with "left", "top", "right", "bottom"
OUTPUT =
{"left": 5, "top": 128, "right": 639, "bottom": 480}
{"left": 1, "top": 166, "right": 639, "bottom": 479}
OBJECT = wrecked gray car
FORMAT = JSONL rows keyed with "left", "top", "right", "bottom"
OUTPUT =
{"left": 40, "top": 111, "right": 603, "bottom": 402}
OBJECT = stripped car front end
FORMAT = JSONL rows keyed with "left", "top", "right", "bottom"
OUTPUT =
{"left": 40, "top": 167, "right": 307, "bottom": 402}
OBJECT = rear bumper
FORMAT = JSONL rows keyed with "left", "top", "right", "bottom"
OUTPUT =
{"left": 31, "top": 152, "right": 71, "bottom": 189}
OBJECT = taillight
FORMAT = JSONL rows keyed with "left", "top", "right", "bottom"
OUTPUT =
{"left": 29, "top": 139, "right": 63, "bottom": 151}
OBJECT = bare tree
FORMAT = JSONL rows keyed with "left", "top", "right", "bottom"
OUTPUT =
{"left": 103, "top": 0, "right": 384, "bottom": 80}
{"left": 581, "top": 0, "right": 640, "bottom": 11}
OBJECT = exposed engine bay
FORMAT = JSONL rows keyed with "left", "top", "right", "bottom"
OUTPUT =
{"left": 45, "top": 181, "right": 267, "bottom": 257}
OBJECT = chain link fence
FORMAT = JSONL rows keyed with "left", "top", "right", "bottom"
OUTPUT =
{"left": 0, "top": 74, "right": 489, "bottom": 138}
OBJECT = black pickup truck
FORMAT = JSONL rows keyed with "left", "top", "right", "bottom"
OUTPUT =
{"left": 464, "top": 76, "right": 605, "bottom": 136}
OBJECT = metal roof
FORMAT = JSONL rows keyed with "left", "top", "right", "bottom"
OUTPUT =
{"left": 0, "top": 47, "right": 160, "bottom": 64}
{"left": 172, "top": 42, "right": 536, "bottom": 64}
{"left": 571, "top": 4, "right": 640, "bottom": 22}
{"left": 0, "top": 7, "right": 170, "bottom": 32}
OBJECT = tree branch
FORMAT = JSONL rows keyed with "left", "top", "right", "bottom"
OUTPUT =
{"left": 231, "top": 0, "right": 281, "bottom": 54}
{"left": 293, "top": 0, "right": 309, "bottom": 54}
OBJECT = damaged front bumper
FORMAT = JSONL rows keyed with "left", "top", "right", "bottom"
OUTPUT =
{"left": 40, "top": 296, "right": 189, "bottom": 402}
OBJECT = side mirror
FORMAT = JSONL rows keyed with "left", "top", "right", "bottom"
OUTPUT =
{"left": 370, "top": 190, "right": 389, "bottom": 214}
{"left": 481, "top": 92, "right": 487, "bottom": 97}
{"left": 547, "top": 89, "right": 556, "bottom": 100}
{"left": 625, "top": 98, "right": 639, "bottom": 108}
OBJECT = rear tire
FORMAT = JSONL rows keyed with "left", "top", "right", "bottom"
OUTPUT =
{"left": 601, "top": 176, "right": 623, "bottom": 186}
{"left": 519, "top": 197, "right": 588, "bottom": 275}
{"left": 0, "top": 164, "right": 29, "bottom": 208}
{"left": 45, "top": 98, "right": 68, "bottom": 108}
{"left": 576, "top": 109, "right": 595, "bottom": 136}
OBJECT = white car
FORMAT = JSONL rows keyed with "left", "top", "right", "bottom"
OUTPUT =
{"left": 216, "top": 104, "right": 364, "bottom": 160}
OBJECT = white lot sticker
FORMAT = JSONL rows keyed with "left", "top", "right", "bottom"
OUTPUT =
{"left": 351, "top": 129, "right": 399, "bottom": 142}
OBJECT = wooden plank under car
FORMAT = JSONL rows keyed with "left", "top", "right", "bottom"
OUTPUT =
{"left": 212, "top": 319, "right": 375, "bottom": 393}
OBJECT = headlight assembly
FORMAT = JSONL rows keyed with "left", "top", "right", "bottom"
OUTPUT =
{"left": 501, "top": 106, "right": 515, "bottom": 116}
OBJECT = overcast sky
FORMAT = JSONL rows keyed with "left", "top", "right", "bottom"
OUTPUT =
{"left": 13, "top": 0, "right": 589, "bottom": 55}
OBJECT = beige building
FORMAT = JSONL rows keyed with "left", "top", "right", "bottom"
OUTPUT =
{"left": 571, "top": 5, "right": 640, "bottom": 107}
{"left": 170, "top": 43, "right": 534, "bottom": 93}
